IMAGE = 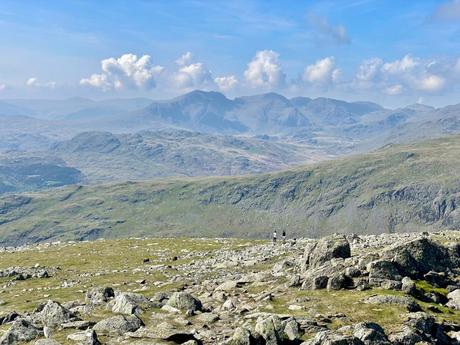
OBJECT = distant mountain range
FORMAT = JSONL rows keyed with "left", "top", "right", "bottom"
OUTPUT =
{"left": 1, "top": 90, "right": 460, "bottom": 194}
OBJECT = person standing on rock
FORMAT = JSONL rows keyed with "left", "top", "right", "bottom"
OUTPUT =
{"left": 273, "top": 230, "right": 277, "bottom": 244}
{"left": 282, "top": 230, "right": 286, "bottom": 243}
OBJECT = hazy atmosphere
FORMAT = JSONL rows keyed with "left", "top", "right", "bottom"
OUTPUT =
{"left": 0, "top": 1, "right": 460, "bottom": 345}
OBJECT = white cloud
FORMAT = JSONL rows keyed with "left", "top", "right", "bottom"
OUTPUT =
{"left": 303, "top": 57, "right": 340, "bottom": 85}
{"left": 214, "top": 75, "right": 238, "bottom": 91}
{"left": 353, "top": 54, "right": 453, "bottom": 95}
{"left": 80, "top": 74, "right": 112, "bottom": 91}
{"left": 0, "top": 83, "right": 5, "bottom": 92}
{"left": 176, "top": 52, "right": 193, "bottom": 66}
{"left": 417, "top": 74, "right": 446, "bottom": 92}
{"left": 244, "top": 50, "right": 285, "bottom": 88}
{"left": 356, "top": 58, "right": 383, "bottom": 82}
{"left": 382, "top": 55, "right": 418, "bottom": 74}
{"left": 309, "top": 14, "right": 351, "bottom": 45}
{"left": 173, "top": 62, "right": 213, "bottom": 89}
{"left": 384, "top": 84, "right": 403, "bottom": 95}
{"left": 26, "top": 77, "right": 57, "bottom": 89}
{"left": 80, "top": 53, "right": 163, "bottom": 91}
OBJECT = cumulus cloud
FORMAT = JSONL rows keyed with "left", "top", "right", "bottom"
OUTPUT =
{"left": 26, "top": 77, "right": 57, "bottom": 89}
{"left": 356, "top": 58, "right": 383, "bottom": 82}
{"left": 308, "top": 14, "right": 351, "bottom": 45}
{"left": 244, "top": 50, "right": 285, "bottom": 88}
{"left": 214, "top": 75, "right": 238, "bottom": 91}
{"left": 417, "top": 74, "right": 446, "bottom": 92}
{"left": 382, "top": 55, "right": 418, "bottom": 74}
{"left": 80, "top": 53, "right": 163, "bottom": 91}
{"left": 176, "top": 51, "right": 193, "bottom": 66}
{"left": 172, "top": 52, "right": 215, "bottom": 89}
{"left": 353, "top": 54, "right": 453, "bottom": 95}
{"left": 432, "top": 0, "right": 460, "bottom": 21}
{"left": 303, "top": 57, "right": 341, "bottom": 85}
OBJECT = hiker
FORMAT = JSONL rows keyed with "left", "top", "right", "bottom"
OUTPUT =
{"left": 273, "top": 230, "right": 277, "bottom": 244}
{"left": 282, "top": 230, "right": 286, "bottom": 243}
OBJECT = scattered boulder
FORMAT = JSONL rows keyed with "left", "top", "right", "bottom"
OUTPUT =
{"left": 85, "top": 287, "right": 114, "bottom": 306}
{"left": 93, "top": 315, "right": 143, "bottom": 335}
{"left": 67, "top": 330, "right": 101, "bottom": 345}
{"left": 367, "top": 260, "right": 401, "bottom": 282}
{"left": 327, "top": 272, "right": 351, "bottom": 291}
{"left": 166, "top": 292, "right": 202, "bottom": 313}
{"left": 0, "top": 319, "right": 43, "bottom": 345}
{"left": 111, "top": 293, "right": 147, "bottom": 315}
{"left": 353, "top": 322, "right": 389, "bottom": 344}
{"left": 364, "top": 295, "right": 421, "bottom": 312}
{"left": 228, "top": 327, "right": 253, "bottom": 345}
{"left": 401, "top": 277, "right": 416, "bottom": 295}
{"left": 36, "top": 300, "right": 76, "bottom": 328}
{"left": 447, "top": 289, "right": 460, "bottom": 310}
{"left": 306, "top": 235, "right": 351, "bottom": 268}
{"left": 383, "top": 238, "right": 454, "bottom": 278}
{"left": 304, "top": 330, "right": 362, "bottom": 345}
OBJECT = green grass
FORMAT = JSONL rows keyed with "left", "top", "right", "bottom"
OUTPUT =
{"left": 1, "top": 134, "right": 460, "bottom": 246}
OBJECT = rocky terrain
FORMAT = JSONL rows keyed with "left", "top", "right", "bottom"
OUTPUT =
{"left": 0, "top": 231, "right": 458, "bottom": 344}
{"left": 0, "top": 134, "right": 459, "bottom": 246}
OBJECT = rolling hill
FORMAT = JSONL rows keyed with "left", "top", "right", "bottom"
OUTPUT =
{"left": 0, "top": 134, "right": 458, "bottom": 246}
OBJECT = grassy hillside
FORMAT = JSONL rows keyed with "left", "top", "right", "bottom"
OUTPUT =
{"left": 0, "top": 135, "right": 459, "bottom": 246}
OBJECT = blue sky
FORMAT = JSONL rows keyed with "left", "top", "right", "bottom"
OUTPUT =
{"left": 0, "top": 0, "right": 459, "bottom": 107}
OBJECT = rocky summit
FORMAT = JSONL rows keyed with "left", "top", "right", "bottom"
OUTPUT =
{"left": 0, "top": 231, "right": 458, "bottom": 344}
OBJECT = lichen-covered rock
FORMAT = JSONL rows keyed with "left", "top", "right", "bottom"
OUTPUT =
{"left": 85, "top": 287, "right": 114, "bottom": 306}
{"left": 92, "top": 315, "right": 143, "bottom": 335}
{"left": 36, "top": 300, "right": 76, "bottom": 328}
{"left": 447, "top": 289, "right": 460, "bottom": 310}
{"left": 166, "top": 292, "right": 202, "bottom": 312}
{"left": 306, "top": 235, "right": 351, "bottom": 268}
{"left": 353, "top": 322, "right": 389, "bottom": 344}
{"left": 0, "top": 319, "right": 43, "bottom": 345}
{"left": 383, "top": 238, "right": 454, "bottom": 278}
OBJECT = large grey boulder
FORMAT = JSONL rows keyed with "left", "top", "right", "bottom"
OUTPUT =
{"left": 36, "top": 300, "right": 76, "bottom": 328}
{"left": 85, "top": 287, "right": 114, "bottom": 306}
{"left": 0, "top": 319, "right": 43, "bottom": 345}
{"left": 306, "top": 235, "right": 351, "bottom": 268}
{"left": 228, "top": 327, "right": 252, "bottom": 345}
{"left": 364, "top": 295, "right": 421, "bottom": 312}
{"left": 447, "top": 289, "right": 460, "bottom": 310}
{"left": 383, "top": 238, "right": 455, "bottom": 278}
{"left": 353, "top": 322, "right": 389, "bottom": 344}
{"left": 166, "top": 292, "right": 202, "bottom": 312}
{"left": 111, "top": 292, "right": 150, "bottom": 315}
{"left": 93, "top": 315, "right": 143, "bottom": 335}
{"left": 254, "top": 315, "right": 283, "bottom": 345}
{"left": 67, "top": 330, "right": 100, "bottom": 345}
{"left": 367, "top": 260, "right": 401, "bottom": 282}
{"left": 304, "top": 330, "right": 362, "bottom": 345}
